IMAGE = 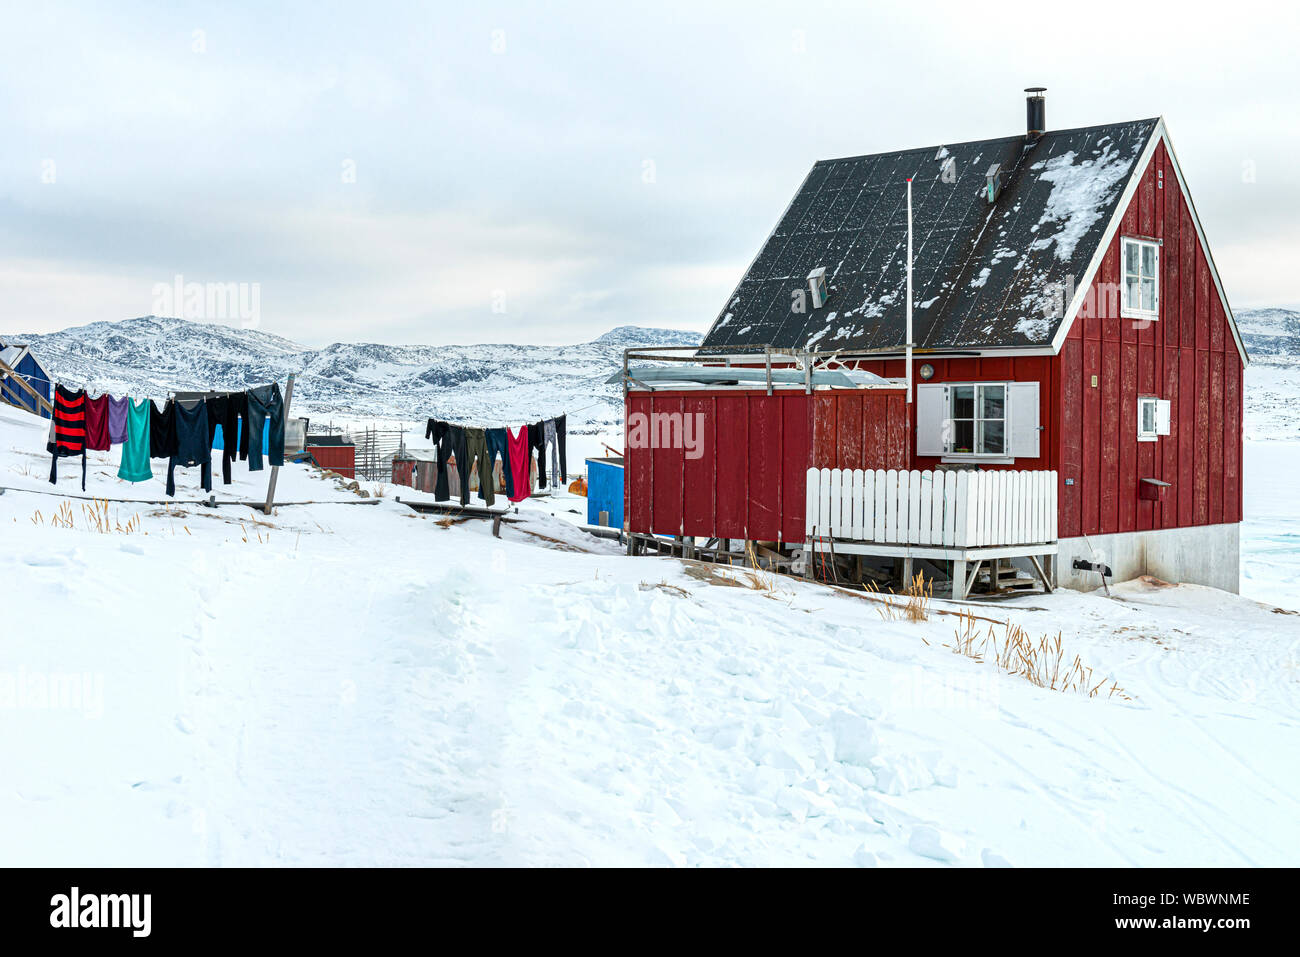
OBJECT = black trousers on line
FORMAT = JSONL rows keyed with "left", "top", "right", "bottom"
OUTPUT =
{"left": 485, "top": 427, "right": 513, "bottom": 499}
{"left": 435, "top": 423, "right": 465, "bottom": 502}
{"left": 461, "top": 427, "right": 494, "bottom": 507}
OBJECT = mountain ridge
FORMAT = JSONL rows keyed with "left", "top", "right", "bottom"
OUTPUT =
{"left": 7, "top": 311, "right": 1299, "bottom": 438}
{"left": 2, "top": 317, "right": 702, "bottom": 431}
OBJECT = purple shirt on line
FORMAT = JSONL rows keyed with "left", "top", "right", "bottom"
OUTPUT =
{"left": 107, "top": 395, "right": 129, "bottom": 445}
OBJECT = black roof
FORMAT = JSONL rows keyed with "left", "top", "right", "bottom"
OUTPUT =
{"left": 701, "top": 118, "right": 1159, "bottom": 353}
{"left": 306, "top": 434, "right": 353, "bottom": 446}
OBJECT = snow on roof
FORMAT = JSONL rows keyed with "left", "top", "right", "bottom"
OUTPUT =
{"left": 701, "top": 118, "right": 1158, "bottom": 353}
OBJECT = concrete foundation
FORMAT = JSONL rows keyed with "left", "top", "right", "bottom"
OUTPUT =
{"left": 1054, "top": 522, "right": 1240, "bottom": 593}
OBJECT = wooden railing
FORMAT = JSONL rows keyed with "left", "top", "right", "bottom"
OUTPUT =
{"left": 805, "top": 467, "right": 1058, "bottom": 548}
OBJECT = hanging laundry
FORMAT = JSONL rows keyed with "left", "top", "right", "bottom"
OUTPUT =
{"left": 485, "top": 427, "right": 514, "bottom": 499}
{"left": 507, "top": 425, "right": 531, "bottom": 503}
{"left": 117, "top": 397, "right": 153, "bottom": 483}
{"left": 245, "top": 383, "right": 284, "bottom": 472}
{"left": 107, "top": 395, "right": 129, "bottom": 445}
{"left": 542, "top": 416, "right": 567, "bottom": 489}
{"left": 461, "top": 427, "right": 494, "bottom": 507}
{"left": 425, "top": 419, "right": 452, "bottom": 501}
{"left": 48, "top": 384, "right": 88, "bottom": 490}
{"left": 553, "top": 413, "right": 568, "bottom": 486}
{"left": 83, "top": 394, "right": 111, "bottom": 452}
{"left": 149, "top": 399, "right": 177, "bottom": 459}
{"left": 166, "top": 398, "right": 212, "bottom": 496}
{"left": 440, "top": 423, "right": 466, "bottom": 503}
{"left": 205, "top": 392, "right": 246, "bottom": 485}
{"left": 528, "top": 420, "right": 547, "bottom": 489}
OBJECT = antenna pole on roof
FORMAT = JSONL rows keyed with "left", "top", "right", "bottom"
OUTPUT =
{"left": 905, "top": 177, "right": 914, "bottom": 405}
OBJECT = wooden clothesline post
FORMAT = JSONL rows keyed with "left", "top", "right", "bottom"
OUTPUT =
{"left": 263, "top": 373, "right": 295, "bottom": 515}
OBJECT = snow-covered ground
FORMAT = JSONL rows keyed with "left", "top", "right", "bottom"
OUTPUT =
{"left": 1, "top": 402, "right": 1297, "bottom": 866}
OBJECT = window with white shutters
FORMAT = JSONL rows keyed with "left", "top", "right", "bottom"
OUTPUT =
{"left": 1138, "top": 396, "right": 1171, "bottom": 441}
{"left": 1008, "top": 382, "right": 1041, "bottom": 458}
{"left": 917, "top": 380, "right": 1040, "bottom": 461}
{"left": 916, "top": 383, "right": 949, "bottom": 456}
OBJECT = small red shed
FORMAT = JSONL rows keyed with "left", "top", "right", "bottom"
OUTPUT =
{"left": 391, "top": 455, "right": 416, "bottom": 488}
{"left": 629, "top": 91, "right": 1247, "bottom": 592}
{"left": 305, "top": 434, "right": 356, "bottom": 479}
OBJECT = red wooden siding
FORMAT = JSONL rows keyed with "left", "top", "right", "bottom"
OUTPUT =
{"left": 624, "top": 389, "right": 906, "bottom": 543}
{"left": 1059, "top": 140, "right": 1244, "bottom": 537}
{"left": 307, "top": 444, "right": 356, "bottom": 479}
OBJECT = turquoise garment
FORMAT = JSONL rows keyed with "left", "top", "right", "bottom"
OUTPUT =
{"left": 117, "top": 397, "right": 153, "bottom": 482}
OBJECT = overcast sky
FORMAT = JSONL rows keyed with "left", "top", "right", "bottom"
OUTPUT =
{"left": 2, "top": 0, "right": 1297, "bottom": 347}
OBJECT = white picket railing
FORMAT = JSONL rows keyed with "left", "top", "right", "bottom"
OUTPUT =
{"left": 805, "top": 468, "right": 1058, "bottom": 548}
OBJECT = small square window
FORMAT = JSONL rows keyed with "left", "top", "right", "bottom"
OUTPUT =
{"left": 1121, "top": 237, "right": 1160, "bottom": 321}
{"left": 1138, "top": 396, "right": 1170, "bottom": 441}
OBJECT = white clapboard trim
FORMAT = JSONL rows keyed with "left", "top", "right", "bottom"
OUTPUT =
{"left": 859, "top": 469, "right": 873, "bottom": 541}
{"left": 852, "top": 468, "right": 863, "bottom": 540}
{"left": 881, "top": 469, "right": 895, "bottom": 542}
{"left": 942, "top": 472, "right": 958, "bottom": 546}
{"left": 819, "top": 468, "right": 832, "bottom": 540}
{"left": 897, "top": 470, "right": 911, "bottom": 544}
{"left": 804, "top": 468, "right": 1060, "bottom": 547}
{"left": 806, "top": 467, "right": 818, "bottom": 538}
{"left": 873, "top": 469, "right": 887, "bottom": 542}
{"left": 829, "top": 468, "right": 843, "bottom": 537}
{"left": 918, "top": 471, "right": 933, "bottom": 546}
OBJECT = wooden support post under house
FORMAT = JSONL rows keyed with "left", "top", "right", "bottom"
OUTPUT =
{"left": 951, "top": 559, "right": 967, "bottom": 600}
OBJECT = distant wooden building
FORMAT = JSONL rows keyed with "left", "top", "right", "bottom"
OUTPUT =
{"left": 0, "top": 339, "right": 52, "bottom": 418}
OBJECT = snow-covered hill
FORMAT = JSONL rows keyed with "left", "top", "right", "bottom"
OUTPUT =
{"left": 1237, "top": 308, "right": 1300, "bottom": 441}
{"left": 4, "top": 317, "right": 702, "bottom": 432}
{"left": 1237, "top": 307, "right": 1300, "bottom": 357}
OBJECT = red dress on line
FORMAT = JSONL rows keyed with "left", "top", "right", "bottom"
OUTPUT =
{"left": 507, "top": 425, "right": 531, "bottom": 502}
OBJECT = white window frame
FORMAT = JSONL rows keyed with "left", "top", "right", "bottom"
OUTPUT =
{"left": 1137, "top": 395, "right": 1171, "bottom": 442}
{"left": 943, "top": 382, "right": 1009, "bottom": 461}
{"left": 1120, "top": 236, "right": 1160, "bottom": 321}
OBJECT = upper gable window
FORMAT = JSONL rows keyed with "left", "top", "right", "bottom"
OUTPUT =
{"left": 1121, "top": 237, "right": 1159, "bottom": 320}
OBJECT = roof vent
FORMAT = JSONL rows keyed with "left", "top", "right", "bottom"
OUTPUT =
{"left": 985, "top": 164, "right": 1003, "bottom": 204}
{"left": 807, "top": 267, "right": 828, "bottom": 309}
{"left": 1025, "top": 86, "right": 1046, "bottom": 141}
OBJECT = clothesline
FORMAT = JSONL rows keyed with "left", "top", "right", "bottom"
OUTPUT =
{"left": 417, "top": 401, "right": 605, "bottom": 431}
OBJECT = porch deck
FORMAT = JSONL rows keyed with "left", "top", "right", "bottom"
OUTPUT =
{"left": 803, "top": 467, "right": 1059, "bottom": 599}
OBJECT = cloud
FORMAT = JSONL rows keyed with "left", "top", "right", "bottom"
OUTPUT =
{"left": 0, "top": 0, "right": 1296, "bottom": 344}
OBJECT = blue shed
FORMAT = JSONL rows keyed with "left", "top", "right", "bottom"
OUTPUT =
{"left": 0, "top": 340, "right": 52, "bottom": 418}
{"left": 585, "top": 457, "right": 625, "bottom": 529}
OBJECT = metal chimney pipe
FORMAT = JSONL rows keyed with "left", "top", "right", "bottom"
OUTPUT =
{"left": 1025, "top": 87, "right": 1046, "bottom": 141}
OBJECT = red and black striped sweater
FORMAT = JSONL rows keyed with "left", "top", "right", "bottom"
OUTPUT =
{"left": 47, "top": 384, "right": 88, "bottom": 490}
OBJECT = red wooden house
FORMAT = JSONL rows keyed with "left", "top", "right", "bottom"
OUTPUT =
{"left": 626, "top": 91, "right": 1246, "bottom": 592}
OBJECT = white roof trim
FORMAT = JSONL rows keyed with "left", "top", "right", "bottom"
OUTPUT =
{"left": 0, "top": 344, "right": 31, "bottom": 368}
{"left": 1161, "top": 125, "right": 1250, "bottom": 366}
{"left": 1050, "top": 118, "right": 1248, "bottom": 366}
{"left": 1049, "top": 119, "right": 1163, "bottom": 353}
